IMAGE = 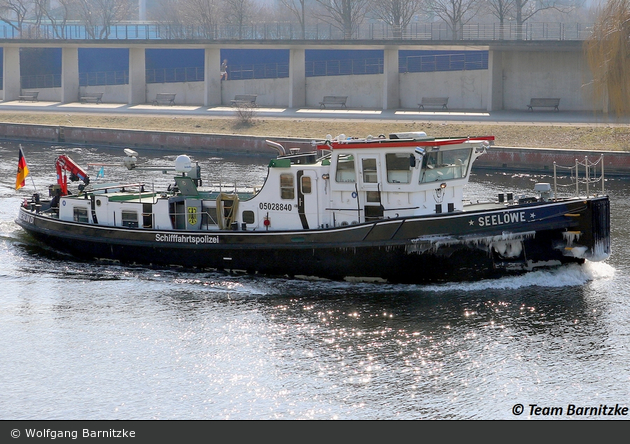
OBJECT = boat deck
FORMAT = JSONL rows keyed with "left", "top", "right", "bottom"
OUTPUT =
{"left": 463, "top": 202, "right": 507, "bottom": 211}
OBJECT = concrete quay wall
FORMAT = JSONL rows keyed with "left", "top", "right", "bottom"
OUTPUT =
{"left": 82, "top": 61, "right": 592, "bottom": 112}
{"left": 1, "top": 122, "right": 629, "bottom": 176}
{"left": 2, "top": 41, "right": 603, "bottom": 112}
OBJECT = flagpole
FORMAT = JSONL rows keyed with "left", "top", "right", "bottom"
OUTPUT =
{"left": 29, "top": 174, "right": 38, "bottom": 193}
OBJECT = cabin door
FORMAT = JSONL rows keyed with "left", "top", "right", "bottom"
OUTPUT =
{"left": 357, "top": 155, "right": 383, "bottom": 222}
{"left": 357, "top": 155, "right": 380, "bottom": 190}
{"left": 296, "top": 170, "right": 319, "bottom": 229}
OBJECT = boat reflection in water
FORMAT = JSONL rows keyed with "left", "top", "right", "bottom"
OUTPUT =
{"left": 15, "top": 132, "right": 610, "bottom": 284}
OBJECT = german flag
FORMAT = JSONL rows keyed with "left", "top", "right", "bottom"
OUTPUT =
{"left": 16, "top": 147, "right": 29, "bottom": 190}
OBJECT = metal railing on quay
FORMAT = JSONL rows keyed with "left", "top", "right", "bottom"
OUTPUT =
{"left": 20, "top": 74, "right": 61, "bottom": 89}
{"left": 1, "top": 21, "right": 595, "bottom": 42}
{"left": 80, "top": 71, "right": 129, "bottom": 86}
{"left": 145, "top": 67, "right": 204, "bottom": 83}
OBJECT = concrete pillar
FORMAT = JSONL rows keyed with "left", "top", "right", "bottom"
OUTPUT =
{"left": 487, "top": 50, "right": 503, "bottom": 111}
{"left": 61, "top": 47, "right": 79, "bottom": 103}
{"left": 3, "top": 47, "right": 20, "bottom": 101}
{"left": 289, "top": 48, "right": 305, "bottom": 108}
{"left": 129, "top": 47, "right": 146, "bottom": 105}
{"left": 204, "top": 48, "right": 221, "bottom": 106}
{"left": 382, "top": 47, "right": 399, "bottom": 110}
{"left": 139, "top": 0, "right": 146, "bottom": 21}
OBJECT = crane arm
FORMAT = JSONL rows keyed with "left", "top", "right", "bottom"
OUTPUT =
{"left": 55, "top": 155, "right": 90, "bottom": 195}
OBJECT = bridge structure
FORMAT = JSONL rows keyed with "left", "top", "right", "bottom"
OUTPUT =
{"left": 0, "top": 38, "right": 604, "bottom": 113}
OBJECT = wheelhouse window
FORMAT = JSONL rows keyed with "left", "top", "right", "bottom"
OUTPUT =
{"left": 301, "top": 176, "right": 312, "bottom": 194}
{"left": 121, "top": 210, "right": 139, "bottom": 228}
{"left": 280, "top": 174, "right": 295, "bottom": 199}
{"left": 335, "top": 154, "right": 356, "bottom": 183}
{"left": 420, "top": 148, "right": 473, "bottom": 183}
{"left": 242, "top": 210, "right": 255, "bottom": 224}
{"left": 386, "top": 153, "right": 412, "bottom": 184}
{"left": 362, "top": 158, "right": 378, "bottom": 183}
{"left": 73, "top": 207, "right": 89, "bottom": 223}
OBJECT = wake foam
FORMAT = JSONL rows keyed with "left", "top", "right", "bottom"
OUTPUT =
{"left": 423, "top": 261, "right": 615, "bottom": 292}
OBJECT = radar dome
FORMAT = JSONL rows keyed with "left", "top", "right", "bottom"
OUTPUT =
{"left": 175, "top": 155, "right": 192, "bottom": 174}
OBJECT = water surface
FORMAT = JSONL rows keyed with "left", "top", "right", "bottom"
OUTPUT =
{"left": 1, "top": 142, "right": 627, "bottom": 420}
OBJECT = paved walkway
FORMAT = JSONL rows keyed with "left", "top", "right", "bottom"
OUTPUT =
{"left": 1, "top": 99, "right": 628, "bottom": 127}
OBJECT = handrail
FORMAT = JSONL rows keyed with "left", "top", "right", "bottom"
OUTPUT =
{"left": 1, "top": 21, "right": 595, "bottom": 42}
{"left": 553, "top": 155, "right": 605, "bottom": 199}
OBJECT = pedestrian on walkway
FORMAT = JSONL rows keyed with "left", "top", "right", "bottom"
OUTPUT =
{"left": 221, "top": 60, "right": 228, "bottom": 80}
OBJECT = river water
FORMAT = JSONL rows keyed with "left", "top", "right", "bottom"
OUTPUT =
{"left": 1, "top": 142, "right": 628, "bottom": 420}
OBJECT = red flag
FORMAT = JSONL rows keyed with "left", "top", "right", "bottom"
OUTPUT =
{"left": 16, "top": 147, "right": 30, "bottom": 190}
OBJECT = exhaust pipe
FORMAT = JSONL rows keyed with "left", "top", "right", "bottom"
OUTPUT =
{"left": 265, "top": 140, "right": 287, "bottom": 156}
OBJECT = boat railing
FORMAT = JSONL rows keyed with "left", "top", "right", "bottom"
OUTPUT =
{"left": 205, "top": 182, "right": 259, "bottom": 196}
{"left": 553, "top": 155, "right": 605, "bottom": 199}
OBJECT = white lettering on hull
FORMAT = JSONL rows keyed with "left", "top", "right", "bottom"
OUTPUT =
{"left": 155, "top": 233, "right": 219, "bottom": 244}
{"left": 19, "top": 211, "right": 35, "bottom": 224}
{"left": 474, "top": 211, "right": 534, "bottom": 227}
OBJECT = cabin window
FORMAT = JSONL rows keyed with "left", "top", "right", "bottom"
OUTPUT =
{"left": 420, "top": 148, "right": 472, "bottom": 183}
{"left": 242, "top": 211, "right": 255, "bottom": 224}
{"left": 386, "top": 153, "right": 412, "bottom": 184}
{"left": 73, "top": 207, "right": 89, "bottom": 223}
{"left": 280, "top": 174, "right": 295, "bottom": 199}
{"left": 301, "top": 176, "right": 312, "bottom": 194}
{"left": 335, "top": 154, "right": 356, "bottom": 183}
{"left": 366, "top": 191, "right": 380, "bottom": 203}
{"left": 121, "top": 210, "right": 139, "bottom": 228}
{"left": 362, "top": 158, "right": 378, "bottom": 183}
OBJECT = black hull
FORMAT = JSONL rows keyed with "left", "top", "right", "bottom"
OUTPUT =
{"left": 16, "top": 197, "right": 611, "bottom": 284}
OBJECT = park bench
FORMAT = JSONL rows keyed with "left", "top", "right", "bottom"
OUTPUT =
{"left": 230, "top": 94, "right": 257, "bottom": 106}
{"left": 19, "top": 91, "right": 39, "bottom": 102}
{"left": 527, "top": 98, "right": 560, "bottom": 111}
{"left": 80, "top": 92, "right": 103, "bottom": 104}
{"left": 152, "top": 93, "right": 176, "bottom": 106}
{"left": 319, "top": 95, "right": 348, "bottom": 109}
{"left": 418, "top": 97, "right": 449, "bottom": 110}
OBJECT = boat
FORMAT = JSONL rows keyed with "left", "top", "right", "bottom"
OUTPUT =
{"left": 15, "top": 132, "right": 611, "bottom": 284}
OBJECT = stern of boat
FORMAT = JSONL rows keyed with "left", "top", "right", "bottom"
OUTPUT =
{"left": 559, "top": 196, "right": 611, "bottom": 262}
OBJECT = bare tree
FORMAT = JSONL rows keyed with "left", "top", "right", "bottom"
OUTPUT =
{"left": 152, "top": 0, "right": 221, "bottom": 39}
{"left": 151, "top": 0, "right": 187, "bottom": 37}
{"left": 585, "top": 0, "right": 630, "bottom": 115}
{"left": 73, "top": 0, "right": 136, "bottom": 39}
{"left": 222, "top": 0, "right": 258, "bottom": 39}
{"left": 369, "top": 0, "right": 424, "bottom": 38}
{"left": 423, "top": 0, "right": 481, "bottom": 40}
{"left": 512, "top": 0, "right": 576, "bottom": 39}
{"left": 483, "top": 0, "right": 515, "bottom": 39}
{"left": 184, "top": 0, "right": 221, "bottom": 38}
{"left": 314, "top": 0, "right": 371, "bottom": 39}
{"left": 0, "top": 0, "right": 33, "bottom": 37}
{"left": 41, "top": 0, "right": 73, "bottom": 39}
{"left": 279, "top": 0, "right": 307, "bottom": 39}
